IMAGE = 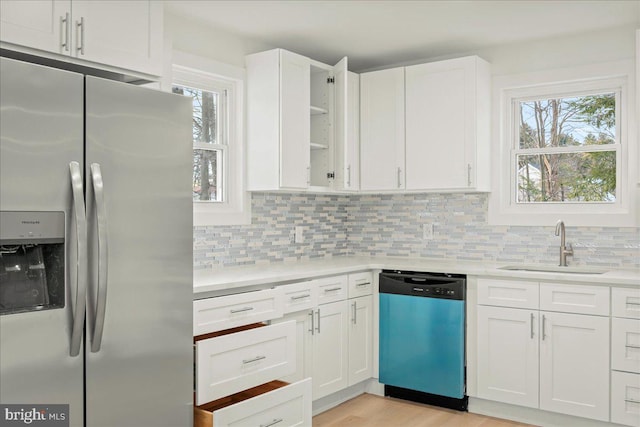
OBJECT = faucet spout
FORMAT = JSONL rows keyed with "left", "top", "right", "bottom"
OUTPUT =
{"left": 554, "top": 220, "right": 573, "bottom": 267}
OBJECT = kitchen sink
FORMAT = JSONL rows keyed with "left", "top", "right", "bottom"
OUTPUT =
{"left": 498, "top": 265, "right": 608, "bottom": 274}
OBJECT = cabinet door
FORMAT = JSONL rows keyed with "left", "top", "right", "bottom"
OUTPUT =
{"left": 312, "top": 300, "right": 349, "bottom": 400}
{"left": 539, "top": 311, "right": 609, "bottom": 421}
{"left": 360, "top": 67, "right": 405, "bottom": 190}
{"left": 71, "top": 0, "right": 162, "bottom": 76}
{"left": 280, "top": 49, "right": 311, "bottom": 189}
{"left": 476, "top": 306, "right": 539, "bottom": 408}
{"left": 0, "top": 0, "right": 71, "bottom": 54}
{"left": 348, "top": 295, "right": 373, "bottom": 386}
{"left": 273, "top": 311, "right": 314, "bottom": 384}
{"left": 405, "top": 57, "right": 474, "bottom": 190}
{"left": 611, "top": 371, "right": 640, "bottom": 427}
{"left": 335, "top": 58, "right": 360, "bottom": 191}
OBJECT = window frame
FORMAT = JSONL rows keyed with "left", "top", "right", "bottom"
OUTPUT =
{"left": 171, "top": 51, "right": 250, "bottom": 226}
{"left": 489, "top": 60, "right": 637, "bottom": 227}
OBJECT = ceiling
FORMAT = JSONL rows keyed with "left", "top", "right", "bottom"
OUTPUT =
{"left": 165, "top": 0, "right": 640, "bottom": 71}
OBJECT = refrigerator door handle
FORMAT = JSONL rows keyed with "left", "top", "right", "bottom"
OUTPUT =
{"left": 90, "top": 163, "right": 108, "bottom": 353}
{"left": 69, "top": 161, "right": 87, "bottom": 357}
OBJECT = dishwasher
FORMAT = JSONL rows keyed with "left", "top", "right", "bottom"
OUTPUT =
{"left": 379, "top": 270, "right": 467, "bottom": 410}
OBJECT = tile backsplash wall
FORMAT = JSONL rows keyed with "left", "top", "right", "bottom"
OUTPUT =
{"left": 193, "top": 192, "right": 640, "bottom": 270}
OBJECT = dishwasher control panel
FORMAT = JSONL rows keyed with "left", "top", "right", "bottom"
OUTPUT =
{"left": 380, "top": 271, "right": 465, "bottom": 301}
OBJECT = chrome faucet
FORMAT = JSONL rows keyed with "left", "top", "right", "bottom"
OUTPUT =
{"left": 554, "top": 220, "right": 574, "bottom": 267}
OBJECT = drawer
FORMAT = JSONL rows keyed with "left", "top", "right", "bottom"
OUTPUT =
{"left": 194, "top": 378, "right": 312, "bottom": 427}
{"left": 611, "top": 371, "right": 640, "bottom": 427}
{"left": 613, "top": 287, "right": 640, "bottom": 319}
{"left": 477, "top": 278, "right": 539, "bottom": 309}
{"left": 193, "top": 288, "right": 284, "bottom": 335}
{"left": 348, "top": 271, "right": 374, "bottom": 299}
{"left": 315, "top": 275, "right": 348, "bottom": 305}
{"left": 539, "top": 283, "right": 609, "bottom": 315}
{"left": 613, "top": 317, "right": 640, "bottom": 373}
{"left": 280, "top": 281, "right": 317, "bottom": 314}
{"left": 194, "top": 321, "right": 296, "bottom": 405}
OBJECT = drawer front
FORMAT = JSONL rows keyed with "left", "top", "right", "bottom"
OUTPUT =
{"left": 477, "top": 278, "right": 539, "bottom": 309}
{"left": 611, "top": 371, "right": 640, "bottom": 427}
{"left": 280, "top": 281, "right": 317, "bottom": 314}
{"left": 613, "top": 287, "right": 640, "bottom": 319}
{"left": 193, "top": 288, "right": 284, "bottom": 335}
{"left": 348, "top": 271, "right": 374, "bottom": 299}
{"left": 613, "top": 317, "right": 640, "bottom": 373}
{"left": 315, "top": 275, "right": 348, "bottom": 305}
{"left": 213, "top": 378, "right": 312, "bottom": 427}
{"left": 195, "top": 321, "right": 296, "bottom": 405}
{"left": 539, "top": 283, "right": 609, "bottom": 315}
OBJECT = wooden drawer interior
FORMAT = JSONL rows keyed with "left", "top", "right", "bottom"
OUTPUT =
{"left": 194, "top": 322, "right": 265, "bottom": 342}
{"left": 194, "top": 380, "right": 288, "bottom": 427}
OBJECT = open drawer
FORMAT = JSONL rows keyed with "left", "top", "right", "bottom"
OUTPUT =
{"left": 194, "top": 378, "right": 312, "bottom": 427}
{"left": 194, "top": 321, "right": 296, "bottom": 405}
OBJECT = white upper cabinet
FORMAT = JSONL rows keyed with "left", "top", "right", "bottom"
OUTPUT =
{"left": 0, "top": 0, "right": 163, "bottom": 77}
{"left": 360, "top": 67, "right": 405, "bottom": 191}
{"left": 246, "top": 48, "right": 356, "bottom": 191}
{"left": 405, "top": 56, "right": 490, "bottom": 191}
{"left": 334, "top": 62, "right": 360, "bottom": 191}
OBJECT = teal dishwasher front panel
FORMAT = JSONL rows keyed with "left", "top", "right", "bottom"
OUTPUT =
{"left": 379, "top": 293, "right": 465, "bottom": 398}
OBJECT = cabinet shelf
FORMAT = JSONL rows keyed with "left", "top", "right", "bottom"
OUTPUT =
{"left": 311, "top": 142, "right": 329, "bottom": 150}
{"left": 310, "top": 105, "right": 329, "bottom": 115}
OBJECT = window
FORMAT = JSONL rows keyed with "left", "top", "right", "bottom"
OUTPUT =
{"left": 515, "top": 91, "right": 618, "bottom": 203}
{"left": 172, "top": 84, "right": 229, "bottom": 202}
{"left": 172, "top": 52, "right": 250, "bottom": 226}
{"left": 489, "top": 61, "right": 636, "bottom": 226}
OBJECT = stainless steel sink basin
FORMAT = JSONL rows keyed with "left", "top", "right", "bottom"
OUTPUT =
{"left": 498, "top": 265, "right": 608, "bottom": 274}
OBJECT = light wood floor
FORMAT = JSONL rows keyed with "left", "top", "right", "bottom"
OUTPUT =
{"left": 312, "top": 394, "right": 538, "bottom": 427}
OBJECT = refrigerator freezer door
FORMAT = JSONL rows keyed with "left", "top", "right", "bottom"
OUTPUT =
{"left": 0, "top": 57, "right": 85, "bottom": 427}
{"left": 84, "top": 77, "right": 193, "bottom": 426}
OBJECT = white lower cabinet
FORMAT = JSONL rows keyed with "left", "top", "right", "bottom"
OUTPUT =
{"left": 312, "top": 300, "right": 350, "bottom": 399}
{"left": 611, "top": 371, "right": 640, "bottom": 426}
{"left": 348, "top": 295, "right": 373, "bottom": 385}
{"left": 477, "top": 305, "right": 539, "bottom": 408}
{"left": 476, "top": 278, "right": 611, "bottom": 423}
{"left": 611, "top": 286, "right": 640, "bottom": 427}
{"left": 539, "top": 311, "right": 610, "bottom": 421}
{"left": 274, "top": 273, "right": 373, "bottom": 401}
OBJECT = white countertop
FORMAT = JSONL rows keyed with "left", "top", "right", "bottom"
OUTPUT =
{"left": 193, "top": 256, "right": 640, "bottom": 297}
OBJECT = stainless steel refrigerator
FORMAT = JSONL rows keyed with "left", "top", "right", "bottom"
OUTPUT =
{"left": 0, "top": 57, "right": 193, "bottom": 426}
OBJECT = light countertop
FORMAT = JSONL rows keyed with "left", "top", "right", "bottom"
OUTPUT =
{"left": 193, "top": 256, "right": 640, "bottom": 298}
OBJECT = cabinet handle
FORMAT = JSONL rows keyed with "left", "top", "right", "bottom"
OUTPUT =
{"left": 242, "top": 355, "right": 266, "bottom": 364}
{"left": 290, "top": 293, "right": 311, "bottom": 300}
{"left": 530, "top": 313, "right": 534, "bottom": 339}
{"left": 76, "top": 17, "right": 85, "bottom": 55}
{"left": 324, "top": 287, "right": 342, "bottom": 293}
{"left": 309, "top": 310, "right": 314, "bottom": 335}
{"left": 542, "top": 314, "right": 547, "bottom": 341}
{"left": 306, "top": 166, "right": 311, "bottom": 185}
{"left": 397, "top": 167, "right": 402, "bottom": 188}
{"left": 316, "top": 309, "right": 321, "bottom": 333}
{"left": 625, "top": 399, "right": 640, "bottom": 404}
{"left": 625, "top": 302, "right": 640, "bottom": 306}
{"left": 352, "top": 301, "right": 357, "bottom": 324}
{"left": 356, "top": 282, "right": 371, "bottom": 287}
{"left": 625, "top": 345, "right": 640, "bottom": 349}
{"left": 347, "top": 165, "right": 351, "bottom": 187}
{"left": 260, "top": 419, "right": 283, "bottom": 427}
{"left": 467, "top": 164, "right": 472, "bottom": 186}
{"left": 60, "top": 13, "right": 70, "bottom": 51}
{"left": 230, "top": 306, "right": 254, "bottom": 314}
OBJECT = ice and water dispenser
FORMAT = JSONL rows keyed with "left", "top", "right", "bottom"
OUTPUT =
{"left": 0, "top": 211, "right": 65, "bottom": 315}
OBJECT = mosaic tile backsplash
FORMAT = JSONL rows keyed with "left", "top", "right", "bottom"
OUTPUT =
{"left": 193, "top": 192, "right": 640, "bottom": 270}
